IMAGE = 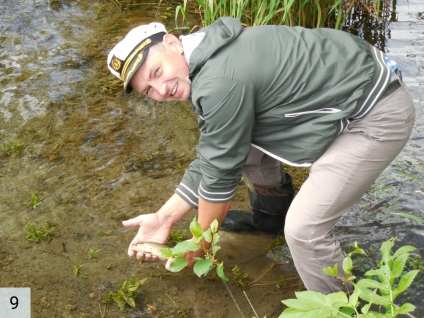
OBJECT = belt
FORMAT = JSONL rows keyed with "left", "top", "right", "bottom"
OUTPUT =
{"left": 378, "top": 79, "right": 401, "bottom": 102}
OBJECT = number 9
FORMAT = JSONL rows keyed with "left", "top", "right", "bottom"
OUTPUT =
{"left": 10, "top": 296, "right": 18, "bottom": 309}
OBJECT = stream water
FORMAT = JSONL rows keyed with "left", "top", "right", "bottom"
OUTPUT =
{"left": 0, "top": 0, "right": 423, "bottom": 317}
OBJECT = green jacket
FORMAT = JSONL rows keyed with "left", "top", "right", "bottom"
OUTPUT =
{"left": 176, "top": 17, "right": 392, "bottom": 207}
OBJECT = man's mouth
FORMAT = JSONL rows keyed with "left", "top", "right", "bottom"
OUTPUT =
{"left": 171, "top": 82, "right": 178, "bottom": 96}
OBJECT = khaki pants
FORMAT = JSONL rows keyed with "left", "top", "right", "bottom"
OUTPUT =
{"left": 243, "top": 79, "right": 415, "bottom": 293}
{"left": 285, "top": 80, "right": 415, "bottom": 293}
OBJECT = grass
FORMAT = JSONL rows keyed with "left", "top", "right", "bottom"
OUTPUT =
{"left": 174, "top": 0, "right": 393, "bottom": 30}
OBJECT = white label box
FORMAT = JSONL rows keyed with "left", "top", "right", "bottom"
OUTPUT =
{"left": 0, "top": 288, "right": 30, "bottom": 318}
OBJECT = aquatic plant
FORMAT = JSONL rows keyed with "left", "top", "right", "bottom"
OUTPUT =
{"left": 279, "top": 238, "right": 421, "bottom": 317}
{"left": 26, "top": 223, "right": 54, "bottom": 244}
{"left": 86, "top": 248, "right": 101, "bottom": 260}
{"left": 0, "top": 140, "right": 24, "bottom": 156}
{"left": 231, "top": 265, "right": 249, "bottom": 287}
{"left": 73, "top": 264, "right": 85, "bottom": 277}
{"left": 174, "top": 0, "right": 393, "bottom": 30}
{"left": 104, "top": 277, "right": 148, "bottom": 312}
{"left": 25, "top": 192, "right": 43, "bottom": 209}
{"left": 162, "top": 217, "right": 228, "bottom": 281}
{"left": 167, "top": 228, "right": 187, "bottom": 245}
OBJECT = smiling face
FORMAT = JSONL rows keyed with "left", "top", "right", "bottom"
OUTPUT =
{"left": 129, "top": 34, "right": 191, "bottom": 102}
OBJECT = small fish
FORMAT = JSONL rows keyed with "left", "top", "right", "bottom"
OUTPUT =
{"left": 131, "top": 242, "right": 169, "bottom": 260}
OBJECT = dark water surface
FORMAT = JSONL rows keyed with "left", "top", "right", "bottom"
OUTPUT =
{"left": 1, "top": 0, "right": 423, "bottom": 317}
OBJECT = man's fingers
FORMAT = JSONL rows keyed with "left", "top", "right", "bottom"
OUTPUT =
{"left": 122, "top": 216, "right": 142, "bottom": 228}
{"left": 165, "top": 257, "right": 175, "bottom": 270}
{"left": 127, "top": 247, "right": 136, "bottom": 257}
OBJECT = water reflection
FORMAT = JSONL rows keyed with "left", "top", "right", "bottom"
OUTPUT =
{"left": 342, "top": 0, "right": 396, "bottom": 51}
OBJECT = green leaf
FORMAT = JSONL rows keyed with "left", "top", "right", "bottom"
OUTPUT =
{"left": 392, "top": 245, "right": 416, "bottom": 259}
{"left": 392, "top": 212, "right": 424, "bottom": 224}
{"left": 356, "top": 278, "right": 387, "bottom": 291}
{"left": 172, "top": 240, "right": 200, "bottom": 255}
{"left": 193, "top": 258, "right": 213, "bottom": 277}
{"left": 278, "top": 307, "right": 318, "bottom": 318}
{"left": 393, "top": 270, "right": 420, "bottom": 297}
{"left": 216, "top": 263, "right": 228, "bottom": 281}
{"left": 391, "top": 252, "right": 409, "bottom": 278}
{"left": 323, "top": 264, "right": 338, "bottom": 277}
{"left": 202, "top": 228, "right": 212, "bottom": 243}
{"left": 210, "top": 219, "right": 218, "bottom": 233}
{"left": 354, "top": 283, "right": 391, "bottom": 306}
{"left": 280, "top": 291, "right": 347, "bottom": 317}
{"left": 190, "top": 217, "right": 203, "bottom": 238}
{"left": 161, "top": 248, "right": 174, "bottom": 259}
{"left": 348, "top": 288, "right": 360, "bottom": 307}
{"left": 327, "top": 291, "right": 349, "bottom": 307}
{"left": 213, "top": 245, "right": 221, "bottom": 254}
{"left": 395, "top": 303, "right": 416, "bottom": 315}
{"left": 342, "top": 256, "right": 353, "bottom": 276}
{"left": 212, "top": 231, "right": 220, "bottom": 245}
{"left": 282, "top": 291, "right": 327, "bottom": 310}
{"left": 168, "top": 259, "right": 189, "bottom": 272}
{"left": 124, "top": 295, "right": 136, "bottom": 308}
{"left": 379, "top": 238, "right": 396, "bottom": 264}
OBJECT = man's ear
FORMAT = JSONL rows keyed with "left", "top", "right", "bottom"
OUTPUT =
{"left": 162, "top": 34, "right": 184, "bottom": 54}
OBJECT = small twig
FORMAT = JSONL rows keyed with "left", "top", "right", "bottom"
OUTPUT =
{"left": 98, "top": 300, "right": 106, "bottom": 318}
{"left": 166, "top": 292, "right": 179, "bottom": 308}
{"left": 243, "top": 290, "right": 259, "bottom": 318}
{"left": 222, "top": 280, "right": 245, "bottom": 318}
{"left": 248, "top": 262, "right": 278, "bottom": 287}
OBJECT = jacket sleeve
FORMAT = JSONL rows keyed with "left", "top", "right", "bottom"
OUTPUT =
{"left": 177, "top": 77, "right": 255, "bottom": 205}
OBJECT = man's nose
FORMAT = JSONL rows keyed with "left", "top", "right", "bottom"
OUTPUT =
{"left": 152, "top": 80, "right": 167, "bottom": 96}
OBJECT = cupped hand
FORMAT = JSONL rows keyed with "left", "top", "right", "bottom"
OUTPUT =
{"left": 122, "top": 213, "right": 171, "bottom": 259}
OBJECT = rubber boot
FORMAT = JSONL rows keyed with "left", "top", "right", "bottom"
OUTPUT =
{"left": 221, "top": 175, "right": 295, "bottom": 234}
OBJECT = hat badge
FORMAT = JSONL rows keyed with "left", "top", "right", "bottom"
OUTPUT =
{"left": 111, "top": 57, "right": 122, "bottom": 72}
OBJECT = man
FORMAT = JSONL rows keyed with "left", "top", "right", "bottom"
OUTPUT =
{"left": 107, "top": 18, "right": 415, "bottom": 293}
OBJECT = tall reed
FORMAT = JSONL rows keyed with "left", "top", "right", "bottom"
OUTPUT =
{"left": 174, "top": 0, "right": 393, "bottom": 30}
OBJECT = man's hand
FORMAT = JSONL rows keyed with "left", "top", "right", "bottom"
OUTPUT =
{"left": 122, "top": 213, "right": 171, "bottom": 259}
{"left": 122, "top": 193, "right": 193, "bottom": 260}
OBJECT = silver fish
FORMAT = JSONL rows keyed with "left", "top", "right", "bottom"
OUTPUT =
{"left": 131, "top": 242, "right": 169, "bottom": 260}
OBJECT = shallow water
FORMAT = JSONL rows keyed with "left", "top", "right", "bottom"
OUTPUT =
{"left": 0, "top": 0, "right": 423, "bottom": 317}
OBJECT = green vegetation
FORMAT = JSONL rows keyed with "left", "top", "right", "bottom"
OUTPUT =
{"left": 26, "top": 223, "right": 54, "bottom": 244}
{"left": 86, "top": 248, "right": 101, "bottom": 260}
{"left": 279, "top": 211, "right": 423, "bottom": 317}
{"left": 1, "top": 140, "right": 24, "bottom": 156}
{"left": 175, "top": 0, "right": 391, "bottom": 30}
{"left": 105, "top": 277, "right": 148, "bottom": 312}
{"left": 25, "top": 192, "right": 43, "bottom": 209}
{"left": 162, "top": 217, "right": 228, "bottom": 281}
{"left": 231, "top": 265, "right": 249, "bottom": 287}
{"left": 167, "top": 228, "right": 187, "bottom": 245}
{"left": 73, "top": 264, "right": 85, "bottom": 277}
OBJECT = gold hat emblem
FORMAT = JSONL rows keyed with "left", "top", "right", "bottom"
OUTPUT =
{"left": 111, "top": 57, "right": 122, "bottom": 72}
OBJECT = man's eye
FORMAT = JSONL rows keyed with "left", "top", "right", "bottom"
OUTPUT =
{"left": 155, "top": 67, "right": 160, "bottom": 75}
{"left": 145, "top": 87, "right": 151, "bottom": 96}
